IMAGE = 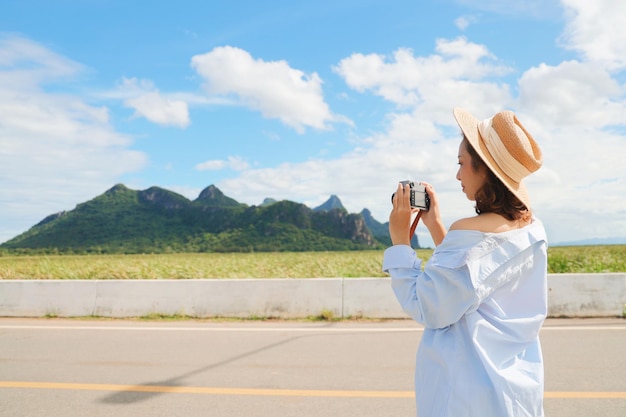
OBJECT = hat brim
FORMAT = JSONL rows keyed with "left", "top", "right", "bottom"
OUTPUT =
{"left": 453, "top": 107, "right": 531, "bottom": 209}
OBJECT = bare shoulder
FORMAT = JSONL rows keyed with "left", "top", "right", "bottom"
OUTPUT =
{"left": 449, "top": 216, "right": 485, "bottom": 232}
{"left": 450, "top": 213, "right": 531, "bottom": 233}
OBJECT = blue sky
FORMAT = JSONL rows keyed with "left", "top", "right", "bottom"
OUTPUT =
{"left": 1, "top": 0, "right": 625, "bottom": 247}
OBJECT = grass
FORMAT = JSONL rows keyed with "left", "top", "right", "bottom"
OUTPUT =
{"left": 0, "top": 246, "right": 623, "bottom": 280}
{"left": 547, "top": 245, "right": 626, "bottom": 273}
{"left": 0, "top": 251, "right": 407, "bottom": 280}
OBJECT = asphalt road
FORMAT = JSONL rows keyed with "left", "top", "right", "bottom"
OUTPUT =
{"left": 0, "top": 318, "right": 624, "bottom": 417}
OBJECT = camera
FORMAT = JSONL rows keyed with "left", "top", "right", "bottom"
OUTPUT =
{"left": 391, "top": 180, "right": 430, "bottom": 210}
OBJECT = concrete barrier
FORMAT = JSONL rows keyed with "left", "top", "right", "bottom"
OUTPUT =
{"left": 0, "top": 274, "right": 624, "bottom": 319}
{"left": 547, "top": 273, "right": 626, "bottom": 317}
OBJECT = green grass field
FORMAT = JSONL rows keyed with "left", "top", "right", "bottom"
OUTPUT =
{"left": 0, "top": 245, "right": 624, "bottom": 279}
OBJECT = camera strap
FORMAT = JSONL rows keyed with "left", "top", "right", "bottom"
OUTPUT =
{"left": 409, "top": 210, "right": 423, "bottom": 242}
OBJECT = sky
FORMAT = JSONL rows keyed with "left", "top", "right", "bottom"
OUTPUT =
{"left": 1, "top": 0, "right": 625, "bottom": 248}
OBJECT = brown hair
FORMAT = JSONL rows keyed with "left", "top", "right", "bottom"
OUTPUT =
{"left": 463, "top": 138, "right": 531, "bottom": 222}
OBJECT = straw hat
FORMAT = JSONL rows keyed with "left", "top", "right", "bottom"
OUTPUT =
{"left": 453, "top": 108, "right": 542, "bottom": 209}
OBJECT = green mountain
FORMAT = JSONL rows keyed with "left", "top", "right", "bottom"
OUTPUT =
{"left": 313, "top": 195, "right": 345, "bottom": 212}
{"left": 2, "top": 184, "right": 388, "bottom": 254}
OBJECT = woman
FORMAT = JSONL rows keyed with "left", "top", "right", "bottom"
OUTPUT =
{"left": 383, "top": 108, "right": 547, "bottom": 416}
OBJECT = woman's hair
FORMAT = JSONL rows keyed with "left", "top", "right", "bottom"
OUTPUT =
{"left": 463, "top": 137, "right": 531, "bottom": 222}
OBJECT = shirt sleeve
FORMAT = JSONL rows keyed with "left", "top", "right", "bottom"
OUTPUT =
{"left": 382, "top": 244, "right": 479, "bottom": 329}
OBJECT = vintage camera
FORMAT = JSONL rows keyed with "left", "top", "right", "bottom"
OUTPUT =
{"left": 391, "top": 180, "right": 430, "bottom": 210}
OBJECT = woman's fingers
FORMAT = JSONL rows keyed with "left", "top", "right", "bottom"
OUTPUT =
{"left": 391, "top": 183, "right": 406, "bottom": 209}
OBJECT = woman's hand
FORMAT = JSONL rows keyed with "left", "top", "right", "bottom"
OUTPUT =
{"left": 419, "top": 182, "right": 446, "bottom": 246}
{"left": 389, "top": 182, "right": 418, "bottom": 246}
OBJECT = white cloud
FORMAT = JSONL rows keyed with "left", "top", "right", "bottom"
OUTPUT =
{"left": 190, "top": 46, "right": 351, "bottom": 133}
{"left": 0, "top": 36, "right": 148, "bottom": 243}
{"left": 227, "top": 155, "right": 251, "bottom": 171}
{"left": 0, "top": 35, "right": 83, "bottom": 84}
{"left": 196, "top": 160, "right": 226, "bottom": 171}
{"left": 120, "top": 78, "right": 190, "bottom": 128}
{"left": 454, "top": 15, "right": 477, "bottom": 31}
{"left": 333, "top": 38, "right": 512, "bottom": 111}
{"left": 196, "top": 155, "right": 250, "bottom": 172}
{"left": 518, "top": 60, "right": 625, "bottom": 126}
{"left": 559, "top": 0, "right": 626, "bottom": 71}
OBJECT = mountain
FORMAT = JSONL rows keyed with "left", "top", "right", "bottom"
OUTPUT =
{"left": 313, "top": 196, "right": 421, "bottom": 248}
{"left": 360, "top": 209, "right": 390, "bottom": 246}
{"left": 313, "top": 195, "right": 345, "bottom": 212}
{"left": 195, "top": 185, "right": 242, "bottom": 207}
{"left": 1, "top": 184, "right": 385, "bottom": 254}
{"left": 139, "top": 186, "right": 190, "bottom": 211}
{"left": 260, "top": 198, "right": 278, "bottom": 207}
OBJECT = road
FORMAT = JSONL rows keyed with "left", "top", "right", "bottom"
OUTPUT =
{"left": 1, "top": 318, "right": 624, "bottom": 417}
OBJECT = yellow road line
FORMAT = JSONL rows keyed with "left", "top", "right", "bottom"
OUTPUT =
{"left": 1, "top": 381, "right": 625, "bottom": 399}
{"left": 0, "top": 381, "right": 413, "bottom": 398}
{"left": 544, "top": 391, "right": 626, "bottom": 399}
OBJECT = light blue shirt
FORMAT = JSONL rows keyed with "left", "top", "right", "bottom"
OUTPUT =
{"left": 382, "top": 218, "right": 548, "bottom": 417}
